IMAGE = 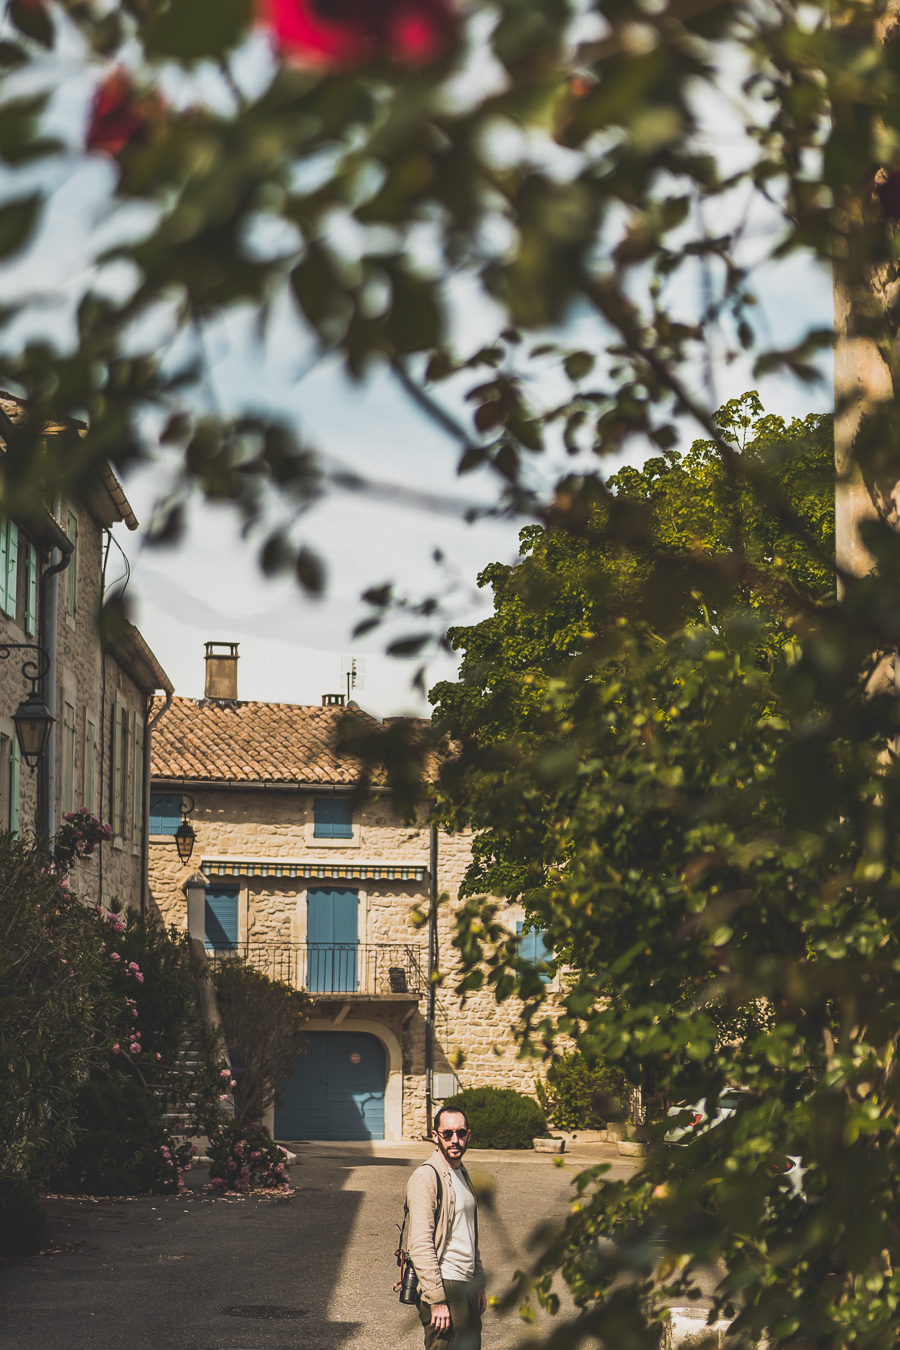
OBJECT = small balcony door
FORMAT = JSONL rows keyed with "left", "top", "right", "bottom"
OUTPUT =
{"left": 307, "top": 888, "right": 358, "bottom": 992}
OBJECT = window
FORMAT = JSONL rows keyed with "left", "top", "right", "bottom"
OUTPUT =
{"left": 134, "top": 722, "right": 144, "bottom": 846}
{"left": 149, "top": 794, "right": 182, "bottom": 834}
{"left": 62, "top": 701, "right": 75, "bottom": 815}
{"left": 205, "top": 884, "right": 239, "bottom": 950}
{"left": 65, "top": 512, "right": 77, "bottom": 618}
{"left": 516, "top": 922, "right": 554, "bottom": 983}
{"left": 84, "top": 719, "right": 96, "bottom": 815}
{"left": 313, "top": 797, "right": 353, "bottom": 839}
{"left": 0, "top": 518, "right": 19, "bottom": 620}
{"left": 24, "top": 542, "right": 36, "bottom": 636}
{"left": 111, "top": 704, "right": 129, "bottom": 837}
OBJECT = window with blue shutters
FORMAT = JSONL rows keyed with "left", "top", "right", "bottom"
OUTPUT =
{"left": 149, "top": 794, "right": 182, "bottom": 834}
{"left": 205, "top": 885, "right": 239, "bottom": 950}
{"left": 314, "top": 797, "right": 353, "bottom": 838}
{"left": 516, "top": 922, "right": 554, "bottom": 982}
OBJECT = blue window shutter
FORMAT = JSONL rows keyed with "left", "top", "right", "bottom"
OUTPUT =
{"left": 314, "top": 798, "right": 353, "bottom": 838}
{"left": 5, "top": 521, "right": 18, "bottom": 619}
{"left": 307, "top": 888, "right": 358, "bottom": 992}
{"left": 0, "top": 520, "right": 8, "bottom": 619}
{"left": 149, "top": 794, "right": 182, "bottom": 834}
{"left": 205, "top": 886, "right": 239, "bottom": 949}
{"left": 24, "top": 543, "right": 36, "bottom": 636}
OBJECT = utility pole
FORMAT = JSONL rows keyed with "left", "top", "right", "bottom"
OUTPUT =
{"left": 425, "top": 822, "right": 438, "bottom": 1136}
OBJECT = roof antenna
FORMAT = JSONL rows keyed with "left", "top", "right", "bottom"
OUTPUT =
{"left": 341, "top": 656, "right": 365, "bottom": 705}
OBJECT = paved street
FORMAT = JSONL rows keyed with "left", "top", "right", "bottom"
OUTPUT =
{"left": 0, "top": 1142, "right": 639, "bottom": 1350}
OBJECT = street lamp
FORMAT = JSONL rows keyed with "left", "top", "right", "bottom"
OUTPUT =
{"left": 0, "top": 644, "right": 53, "bottom": 769}
{"left": 174, "top": 794, "right": 196, "bottom": 865}
{"left": 175, "top": 817, "right": 196, "bottom": 865}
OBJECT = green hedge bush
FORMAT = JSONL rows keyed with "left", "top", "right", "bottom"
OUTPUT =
{"left": 439, "top": 1086, "right": 546, "bottom": 1149}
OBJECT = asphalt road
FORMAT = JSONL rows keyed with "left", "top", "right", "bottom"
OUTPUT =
{"left": 0, "top": 1141, "right": 639, "bottom": 1350}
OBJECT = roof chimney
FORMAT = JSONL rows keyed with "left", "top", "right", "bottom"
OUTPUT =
{"left": 322, "top": 693, "right": 345, "bottom": 707}
{"left": 205, "top": 642, "right": 239, "bottom": 700}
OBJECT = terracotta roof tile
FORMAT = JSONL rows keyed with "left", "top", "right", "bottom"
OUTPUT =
{"left": 149, "top": 696, "right": 385, "bottom": 785}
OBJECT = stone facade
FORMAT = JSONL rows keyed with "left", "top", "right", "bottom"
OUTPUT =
{"left": 0, "top": 413, "right": 172, "bottom": 910}
{"left": 149, "top": 683, "right": 558, "bottom": 1141}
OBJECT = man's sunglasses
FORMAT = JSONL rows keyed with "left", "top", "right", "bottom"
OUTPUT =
{"left": 437, "top": 1128, "right": 469, "bottom": 1141}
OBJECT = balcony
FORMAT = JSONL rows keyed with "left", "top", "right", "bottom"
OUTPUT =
{"left": 205, "top": 942, "right": 427, "bottom": 997}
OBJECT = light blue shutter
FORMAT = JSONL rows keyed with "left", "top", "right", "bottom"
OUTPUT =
{"left": 24, "top": 543, "right": 36, "bottom": 635}
{"left": 307, "top": 888, "right": 358, "bottom": 991}
{"left": 9, "top": 739, "right": 19, "bottom": 836}
{"left": 0, "top": 520, "right": 8, "bottom": 618}
{"left": 5, "top": 521, "right": 18, "bottom": 619}
{"left": 314, "top": 798, "right": 353, "bottom": 838}
{"left": 205, "top": 885, "right": 239, "bottom": 949}
{"left": 149, "top": 794, "right": 182, "bottom": 833}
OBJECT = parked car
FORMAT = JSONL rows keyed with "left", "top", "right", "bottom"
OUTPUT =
{"left": 664, "top": 1088, "right": 747, "bottom": 1145}
{"left": 664, "top": 1088, "right": 806, "bottom": 1196}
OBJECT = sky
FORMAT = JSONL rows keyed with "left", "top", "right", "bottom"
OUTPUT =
{"left": 0, "top": 11, "right": 836, "bottom": 718}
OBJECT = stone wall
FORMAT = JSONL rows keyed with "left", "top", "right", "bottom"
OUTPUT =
{"left": 0, "top": 500, "right": 148, "bottom": 911}
{"left": 148, "top": 781, "right": 561, "bottom": 1138}
{"left": 56, "top": 503, "right": 146, "bottom": 911}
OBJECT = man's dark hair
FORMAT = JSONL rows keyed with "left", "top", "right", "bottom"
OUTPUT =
{"left": 433, "top": 1104, "right": 470, "bottom": 1134}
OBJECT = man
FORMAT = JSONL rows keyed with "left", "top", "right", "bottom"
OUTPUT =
{"left": 406, "top": 1106, "right": 486, "bottom": 1350}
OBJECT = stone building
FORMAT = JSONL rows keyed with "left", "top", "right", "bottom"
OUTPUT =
{"left": 148, "top": 642, "right": 556, "bottom": 1142}
{"left": 0, "top": 393, "right": 173, "bottom": 909}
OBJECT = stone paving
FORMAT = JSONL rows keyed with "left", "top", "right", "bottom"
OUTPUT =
{"left": 0, "top": 1141, "right": 641, "bottom": 1350}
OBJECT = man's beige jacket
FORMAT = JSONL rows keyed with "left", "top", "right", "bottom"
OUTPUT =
{"left": 405, "top": 1149, "right": 484, "bottom": 1306}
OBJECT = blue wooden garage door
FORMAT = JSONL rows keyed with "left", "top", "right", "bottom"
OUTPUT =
{"left": 274, "top": 1031, "right": 385, "bottom": 1141}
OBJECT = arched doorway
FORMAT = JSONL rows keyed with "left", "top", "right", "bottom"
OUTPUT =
{"left": 275, "top": 1030, "right": 386, "bottom": 1140}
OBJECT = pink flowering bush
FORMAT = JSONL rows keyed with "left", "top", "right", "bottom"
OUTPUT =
{"left": 55, "top": 809, "right": 113, "bottom": 868}
{"left": 207, "top": 1120, "right": 291, "bottom": 1193}
{"left": 58, "top": 904, "right": 232, "bottom": 1196}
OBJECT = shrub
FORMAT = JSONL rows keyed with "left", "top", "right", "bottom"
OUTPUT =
{"left": 440, "top": 1086, "right": 546, "bottom": 1149}
{"left": 0, "top": 1174, "right": 49, "bottom": 1257}
{"left": 0, "top": 829, "right": 111, "bottom": 1182}
{"left": 207, "top": 1119, "right": 291, "bottom": 1192}
{"left": 535, "top": 1051, "right": 628, "bottom": 1131}
{"left": 213, "top": 959, "right": 310, "bottom": 1123}
{"left": 55, "top": 1078, "right": 195, "bottom": 1196}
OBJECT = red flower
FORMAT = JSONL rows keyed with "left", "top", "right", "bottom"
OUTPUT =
{"left": 261, "top": 0, "right": 458, "bottom": 69}
{"left": 86, "top": 70, "right": 161, "bottom": 159}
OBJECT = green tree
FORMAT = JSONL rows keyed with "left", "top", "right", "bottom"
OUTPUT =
{"left": 213, "top": 959, "right": 310, "bottom": 1124}
{"left": 427, "top": 396, "right": 900, "bottom": 1348}
{"left": 432, "top": 394, "right": 834, "bottom": 904}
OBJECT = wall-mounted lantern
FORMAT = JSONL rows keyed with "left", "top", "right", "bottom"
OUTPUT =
{"left": 174, "top": 794, "right": 196, "bottom": 865}
{"left": 0, "top": 644, "right": 53, "bottom": 769}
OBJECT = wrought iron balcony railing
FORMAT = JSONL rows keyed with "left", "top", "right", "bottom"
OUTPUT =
{"left": 205, "top": 941, "right": 427, "bottom": 996}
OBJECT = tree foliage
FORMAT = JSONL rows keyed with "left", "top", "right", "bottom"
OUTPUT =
{"left": 6, "top": 0, "right": 900, "bottom": 1343}
{"left": 429, "top": 395, "right": 900, "bottom": 1349}
{"left": 212, "top": 958, "right": 310, "bottom": 1124}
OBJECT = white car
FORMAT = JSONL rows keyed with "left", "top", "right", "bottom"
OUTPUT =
{"left": 664, "top": 1088, "right": 747, "bottom": 1145}
{"left": 664, "top": 1088, "right": 806, "bottom": 1196}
